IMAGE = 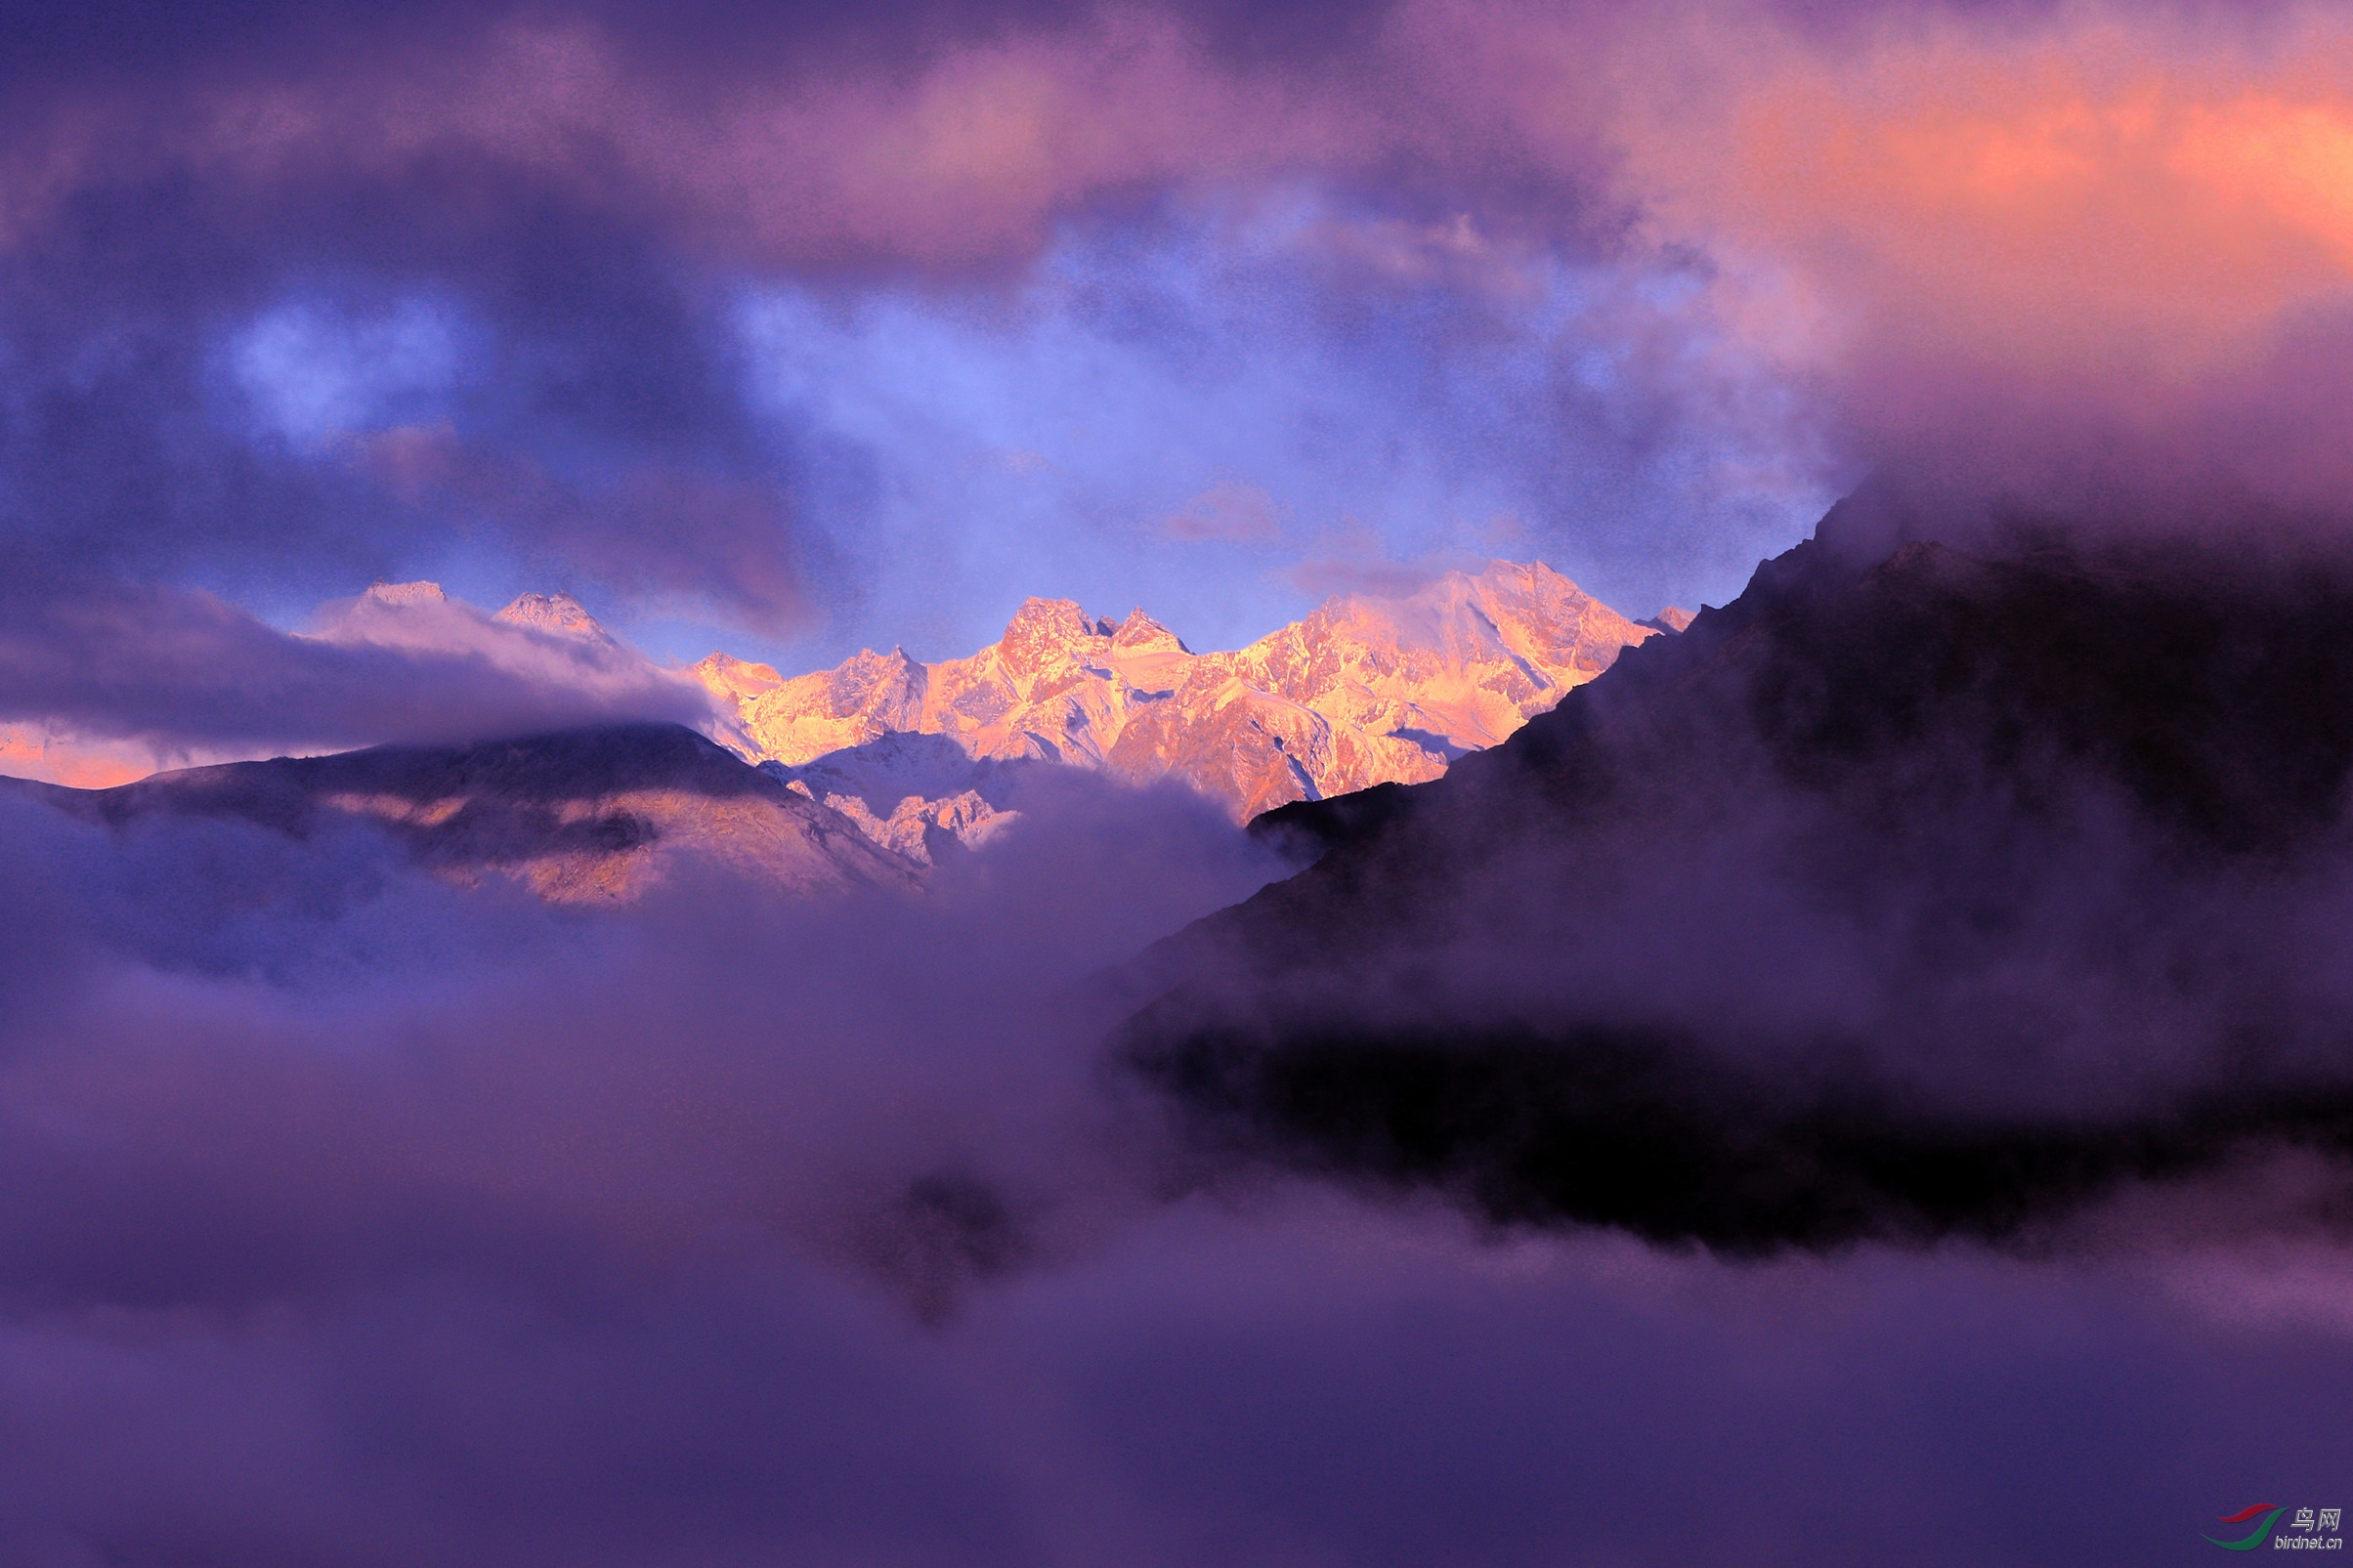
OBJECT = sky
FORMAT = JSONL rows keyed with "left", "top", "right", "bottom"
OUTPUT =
{"left": 21, "top": 0, "right": 2353, "bottom": 762}
{"left": 11, "top": 0, "right": 2353, "bottom": 756}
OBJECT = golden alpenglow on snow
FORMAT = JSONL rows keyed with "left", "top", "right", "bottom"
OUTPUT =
{"left": 697, "top": 561, "right": 1670, "bottom": 855}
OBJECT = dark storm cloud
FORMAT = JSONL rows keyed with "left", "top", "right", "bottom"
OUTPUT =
{"left": 0, "top": 148, "right": 823, "bottom": 631}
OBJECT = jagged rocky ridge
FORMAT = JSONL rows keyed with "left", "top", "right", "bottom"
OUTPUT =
{"left": 698, "top": 560, "right": 1669, "bottom": 861}
{"left": 12, "top": 723, "right": 919, "bottom": 903}
{"left": 1116, "top": 485, "right": 2353, "bottom": 1251}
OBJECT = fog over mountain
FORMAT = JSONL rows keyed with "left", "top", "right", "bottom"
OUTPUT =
{"left": 1122, "top": 476, "right": 2353, "bottom": 1251}
{"left": 9, "top": 723, "right": 918, "bottom": 904}
{"left": 0, "top": 577, "right": 715, "bottom": 785}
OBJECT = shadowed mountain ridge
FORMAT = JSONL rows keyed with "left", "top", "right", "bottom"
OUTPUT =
{"left": 8, "top": 722, "right": 918, "bottom": 902}
{"left": 1122, "top": 486, "right": 2353, "bottom": 1249}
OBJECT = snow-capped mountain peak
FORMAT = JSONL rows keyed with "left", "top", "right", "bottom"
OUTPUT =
{"left": 697, "top": 560, "right": 1663, "bottom": 860}
{"left": 996, "top": 598, "right": 1116, "bottom": 681}
{"left": 1112, "top": 608, "right": 1191, "bottom": 655}
{"left": 694, "top": 651, "right": 785, "bottom": 702}
{"left": 361, "top": 579, "right": 448, "bottom": 608}
{"left": 495, "top": 590, "right": 615, "bottom": 646}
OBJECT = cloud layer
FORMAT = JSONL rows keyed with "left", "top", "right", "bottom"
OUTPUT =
{"left": 1, "top": 730, "right": 2349, "bottom": 1564}
{"left": 0, "top": 570, "right": 710, "bottom": 768}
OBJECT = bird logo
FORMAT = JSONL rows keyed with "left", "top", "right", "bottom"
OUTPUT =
{"left": 2204, "top": 1504, "right": 2286, "bottom": 1551}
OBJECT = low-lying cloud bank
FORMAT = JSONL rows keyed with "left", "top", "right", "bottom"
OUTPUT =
{"left": 0, "top": 572, "right": 710, "bottom": 776}
{"left": 0, "top": 762, "right": 1285, "bottom": 1315}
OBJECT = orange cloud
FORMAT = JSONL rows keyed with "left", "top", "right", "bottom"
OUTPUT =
{"left": 2172, "top": 96, "right": 2353, "bottom": 267}
{"left": 1602, "top": 4, "right": 2353, "bottom": 404}
{"left": 0, "top": 726, "right": 157, "bottom": 787}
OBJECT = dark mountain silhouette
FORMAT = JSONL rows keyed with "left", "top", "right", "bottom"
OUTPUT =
{"left": 1124, "top": 484, "right": 2353, "bottom": 1250}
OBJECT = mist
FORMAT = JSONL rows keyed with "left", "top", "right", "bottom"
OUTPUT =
{"left": 1122, "top": 477, "right": 2353, "bottom": 1257}
{"left": 3, "top": 581, "right": 2351, "bottom": 1561}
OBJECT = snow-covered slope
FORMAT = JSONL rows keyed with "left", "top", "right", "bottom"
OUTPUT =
{"left": 754, "top": 732, "right": 1046, "bottom": 867}
{"left": 493, "top": 589, "right": 621, "bottom": 649}
{"left": 699, "top": 562, "right": 1671, "bottom": 846}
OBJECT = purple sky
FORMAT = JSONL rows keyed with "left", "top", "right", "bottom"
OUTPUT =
{"left": 0, "top": 0, "right": 1875, "bottom": 716}
{"left": 11, "top": 0, "right": 2353, "bottom": 742}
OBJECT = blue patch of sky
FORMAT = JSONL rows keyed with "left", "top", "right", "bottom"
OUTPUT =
{"left": 214, "top": 193, "right": 1839, "bottom": 669}
{"left": 215, "top": 292, "right": 514, "bottom": 629}
{"left": 723, "top": 192, "right": 1838, "bottom": 669}
{"left": 229, "top": 295, "right": 471, "bottom": 452}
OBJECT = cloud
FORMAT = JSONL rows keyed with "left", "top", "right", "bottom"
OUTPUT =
{"left": 355, "top": 427, "right": 816, "bottom": 634}
{"left": 1276, "top": 519, "right": 1485, "bottom": 599}
{"left": 0, "top": 714, "right": 2348, "bottom": 1563}
{"left": 1164, "top": 478, "right": 1284, "bottom": 542}
{"left": 0, "top": 568, "right": 712, "bottom": 761}
{"left": 0, "top": 9, "right": 1389, "bottom": 273}
{"left": 731, "top": 212, "right": 1834, "bottom": 654}
{"left": 3, "top": 0, "right": 2351, "bottom": 651}
{"left": 231, "top": 297, "right": 469, "bottom": 450}
{"left": 0, "top": 0, "right": 1785, "bottom": 659}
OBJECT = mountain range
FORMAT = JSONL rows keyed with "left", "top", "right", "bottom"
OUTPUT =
{"left": 695, "top": 560, "right": 1670, "bottom": 860}
{"left": 20, "top": 487, "right": 2353, "bottom": 1247}
{"left": 0, "top": 562, "right": 1679, "bottom": 890}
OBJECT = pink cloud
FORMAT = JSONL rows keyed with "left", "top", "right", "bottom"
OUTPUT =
{"left": 7, "top": 0, "right": 2353, "bottom": 562}
{"left": 1164, "top": 478, "right": 1285, "bottom": 542}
